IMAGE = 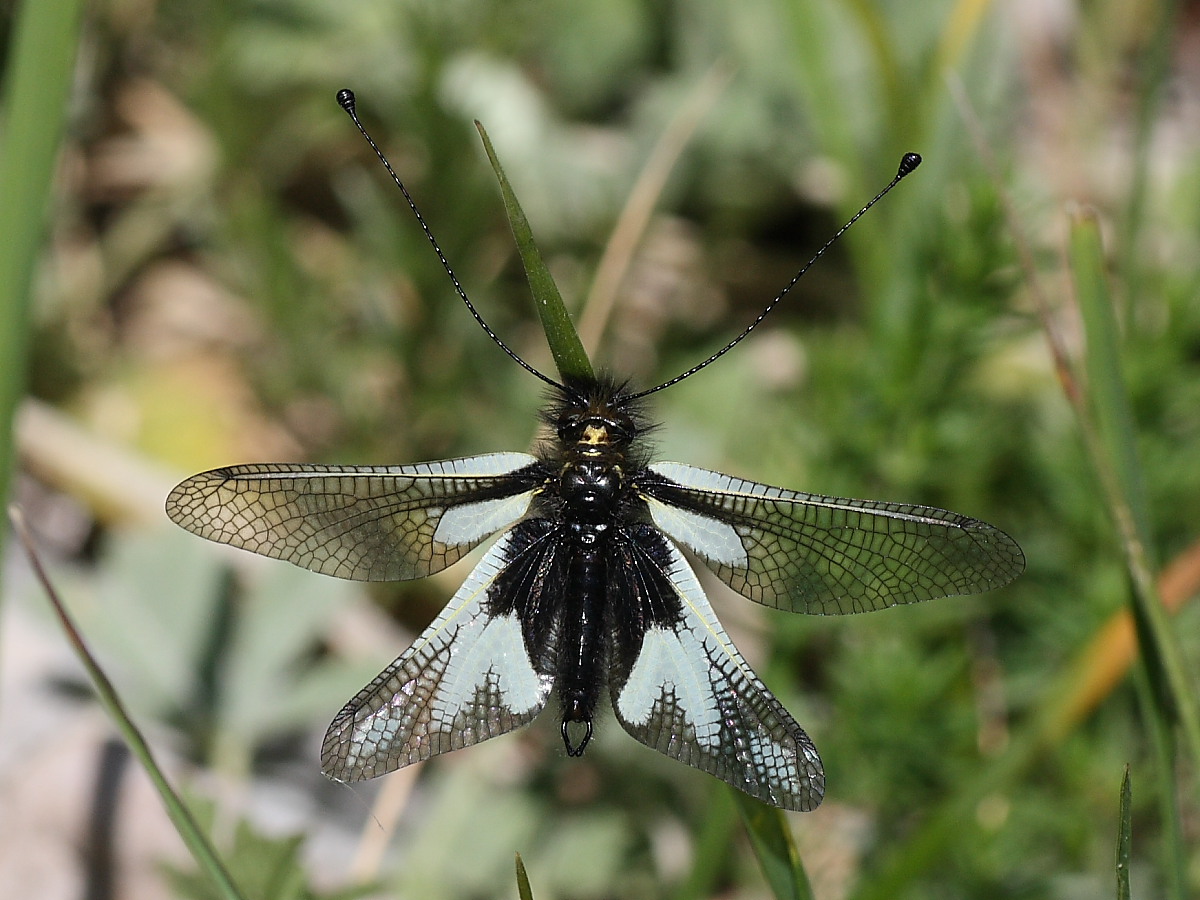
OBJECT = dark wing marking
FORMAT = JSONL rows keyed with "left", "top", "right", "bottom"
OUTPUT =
{"left": 608, "top": 527, "right": 824, "bottom": 811}
{"left": 639, "top": 462, "right": 1025, "bottom": 615}
{"left": 486, "top": 518, "right": 568, "bottom": 677}
{"left": 165, "top": 452, "right": 543, "bottom": 581}
{"left": 321, "top": 528, "right": 554, "bottom": 781}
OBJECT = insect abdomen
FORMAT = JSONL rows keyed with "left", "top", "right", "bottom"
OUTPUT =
{"left": 557, "top": 523, "right": 608, "bottom": 755}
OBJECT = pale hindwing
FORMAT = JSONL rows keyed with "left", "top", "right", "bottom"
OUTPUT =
{"left": 165, "top": 452, "right": 540, "bottom": 581}
{"left": 610, "top": 539, "right": 824, "bottom": 811}
{"left": 321, "top": 530, "right": 554, "bottom": 781}
{"left": 642, "top": 462, "right": 1026, "bottom": 615}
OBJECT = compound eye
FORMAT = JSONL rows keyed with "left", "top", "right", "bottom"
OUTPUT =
{"left": 557, "top": 414, "right": 583, "bottom": 442}
{"left": 604, "top": 413, "right": 635, "bottom": 445}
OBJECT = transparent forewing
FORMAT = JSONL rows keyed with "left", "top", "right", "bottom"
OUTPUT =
{"left": 640, "top": 462, "right": 1025, "bottom": 615}
{"left": 322, "top": 529, "right": 554, "bottom": 781}
{"left": 609, "top": 532, "right": 824, "bottom": 811}
{"left": 165, "top": 452, "right": 542, "bottom": 581}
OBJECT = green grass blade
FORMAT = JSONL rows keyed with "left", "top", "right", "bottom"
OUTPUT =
{"left": 1069, "top": 213, "right": 1151, "bottom": 540}
{"left": 474, "top": 121, "right": 593, "bottom": 384}
{"left": 1068, "top": 212, "right": 1200, "bottom": 775}
{"left": 515, "top": 853, "right": 535, "bottom": 900}
{"left": 1129, "top": 626, "right": 1188, "bottom": 900}
{"left": 733, "top": 793, "right": 815, "bottom": 900}
{"left": 1116, "top": 766, "right": 1131, "bottom": 900}
{"left": 11, "top": 507, "right": 248, "bottom": 900}
{"left": 0, "top": 0, "right": 87, "bottom": 526}
{"left": 1070, "top": 212, "right": 1195, "bottom": 897}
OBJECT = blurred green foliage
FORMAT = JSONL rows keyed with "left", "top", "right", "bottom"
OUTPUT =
{"left": 9, "top": 0, "right": 1200, "bottom": 897}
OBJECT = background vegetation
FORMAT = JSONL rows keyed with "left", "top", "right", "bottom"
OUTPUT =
{"left": 2, "top": 0, "right": 1198, "bottom": 898}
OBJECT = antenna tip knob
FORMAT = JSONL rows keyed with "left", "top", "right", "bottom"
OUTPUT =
{"left": 336, "top": 89, "right": 356, "bottom": 112}
{"left": 898, "top": 152, "right": 922, "bottom": 178}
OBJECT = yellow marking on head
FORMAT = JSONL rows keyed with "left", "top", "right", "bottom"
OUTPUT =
{"left": 581, "top": 424, "right": 610, "bottom": 446}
